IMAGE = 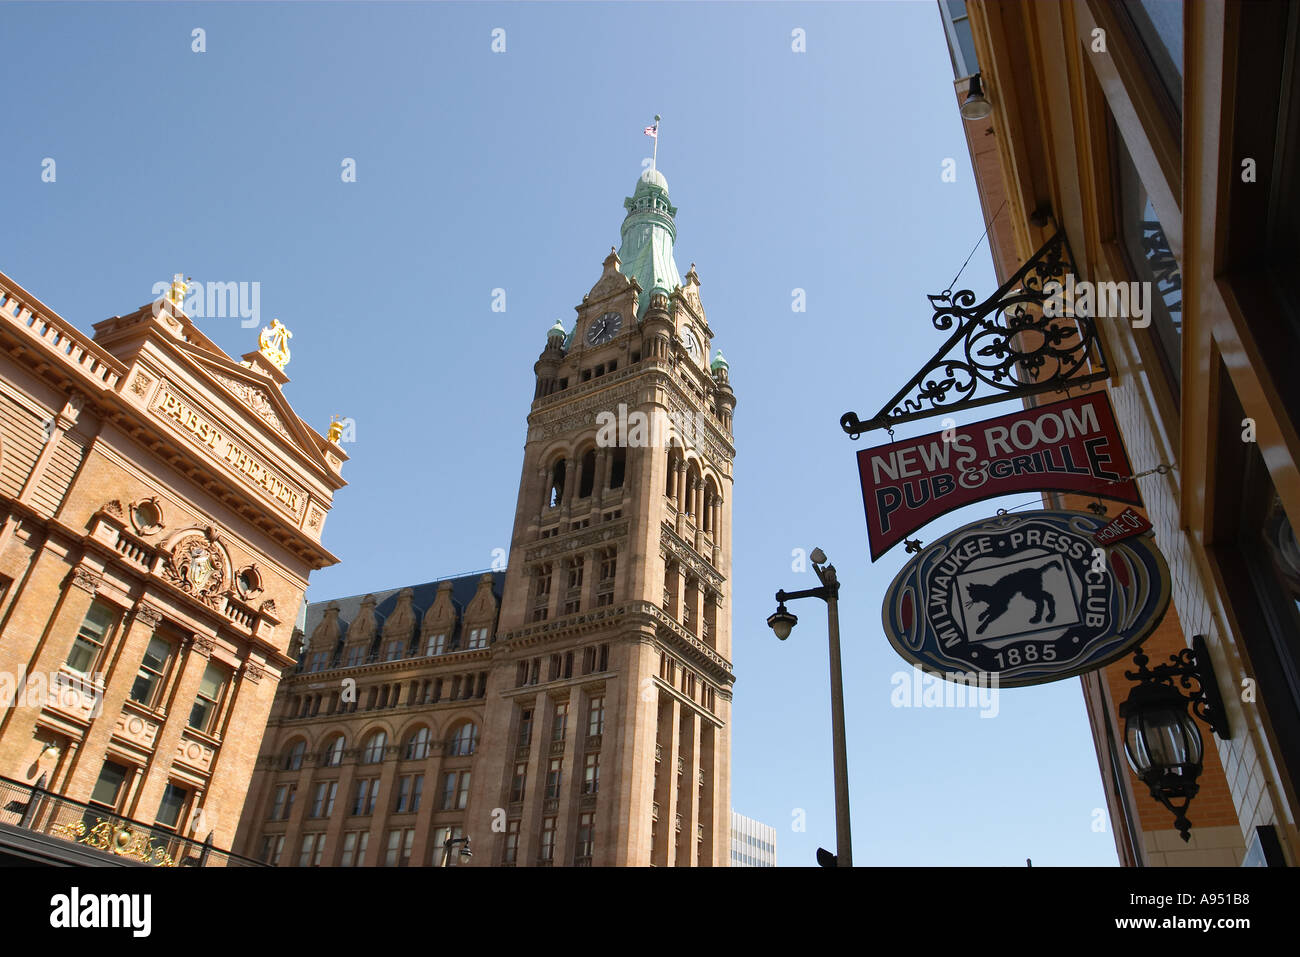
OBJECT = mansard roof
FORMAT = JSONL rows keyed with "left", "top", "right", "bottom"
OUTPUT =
{"left": 303, "top": 571, "right": 506, "bottom": 643}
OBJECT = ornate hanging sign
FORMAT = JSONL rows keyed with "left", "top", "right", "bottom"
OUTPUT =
{"left": 856, "top": 393, "right": 1141, "bottom": 561}
{"left": 881, "top": 509, "right": 1170, "bottom": 688}
{"left": 840, "top": 230, "right": 1108, "bottom": 439}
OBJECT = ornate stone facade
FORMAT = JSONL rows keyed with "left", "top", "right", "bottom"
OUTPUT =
{"left": 0, "top": 268, "right": 345, "bottom": 859}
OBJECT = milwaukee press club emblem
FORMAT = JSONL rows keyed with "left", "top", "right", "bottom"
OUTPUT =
{"left": 882, "top": 510, "right": 1171, "bottom": 687}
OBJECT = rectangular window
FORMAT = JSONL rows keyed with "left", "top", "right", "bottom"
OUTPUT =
{"left": 89, "top": 761, "right": 129, "bottom": 810}
{"left": 467, "top": 627, "right": 489, "bottom": 650}
{"left": 129, "top": 634, "right": 174, "bottom": 708}
{"left": 385, "top": 828, "right": 415, "bottom": 866}
{"left": 1115, "top": 125, "right": 1183, "bottom": 395}
{"left": 340, "top": 830, "right": 369, "bottom": 867}
{"left": 270, "top": 784, "right": 295, "bottom": 821}
{"left": 440, "top": 771, "right": 471, "bottom": 811}
{"left": 260, "top": 834, "right": 285, "bottom": 865}
{"left": 583, "top": 752, "right": 600, "bottom": 795}
{"left": 300, "top": 833, "right": 325, "bottom": 867}
{"left": 509, "top": 762, "right": 527, "bottom": 803}
{"left": 384, "top": 639, "right": 406, "bottom": 661}
{"left": 311, "top": 781, "right": 338, "bottom": 818}
{"left": 425, "top": 633, "right": 446, "bottom": 656}
{"left": 67, "top": 601, "right": 117, "bottom": 674}
{"left": 308, "top": 651, "right": 328, "bottom": 672}
{"left": 588, "top": 695, "right": 605, "bottom": 737}
{"left": 540, "top": 817, "right": 557, "bottom": 862}
{"left": 545, "top": 758, "right": 562, "bottom": 800}
{"left": 502, "top": 820, "right": 521, "bottom": 864}
{"left": 518, "top": 708, "right": 533, "bottom": 746}
{"left": 576, "top": 811, "right": 595, "bottom": 861}
{"left": 552, "top": 701, "right": 568, "bottom": 741}
{"left": 188, "top": 663, "right": 227, "bottom": 734}
{"left": 345, "top": 645, "right": 365, "bottom": 667}
{"left": 351, "top": 778, "right": 377, "bottom": 816}
{"left": 395, "top": 774, "right": 424, "bottom": 813}
{"left": 155, "top": 783, "right": 187, "bottom": 830}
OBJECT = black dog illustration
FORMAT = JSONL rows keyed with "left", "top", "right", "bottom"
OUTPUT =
{"left": 965, "top": 561, "right": 1061, "bottom": 634}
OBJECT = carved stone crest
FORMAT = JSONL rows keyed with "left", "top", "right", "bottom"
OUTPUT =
{"left": 164, "top": 528, "right": 227, "bottom": 606}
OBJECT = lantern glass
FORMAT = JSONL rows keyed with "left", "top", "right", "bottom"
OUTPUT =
{"left": 1124, "top": 694, "right": 1203, "bottom": 776}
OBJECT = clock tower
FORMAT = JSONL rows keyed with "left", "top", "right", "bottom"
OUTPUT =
{"left": 467, "top": 166, "right": 737, "bottom": 866}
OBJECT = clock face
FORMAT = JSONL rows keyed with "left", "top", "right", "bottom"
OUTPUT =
{"left": 586, "top": 311, "right": 622, "bottom": 345}
{"left": 681, "top": 328, "right": 701, "bottom": 359}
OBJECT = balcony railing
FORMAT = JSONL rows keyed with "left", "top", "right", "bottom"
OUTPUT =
{"left": 0, "top": 774, "right": 263, "bottom": 867}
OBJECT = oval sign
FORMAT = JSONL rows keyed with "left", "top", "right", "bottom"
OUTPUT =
{"left": 882, "top": 509, "right": 1171, "bottom": 688}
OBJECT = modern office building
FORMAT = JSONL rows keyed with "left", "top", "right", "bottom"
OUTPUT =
{"left": 0, "top": 273, "right": 345, "bottom": 865}
{"left": 730, "top": 810, "right": 777, "bottom": 867}
{"left": 235, "top": 166, "right": 737, "bottom": 866}
{"left": 938, "top": 0, "right": 1298, "bottom": 866}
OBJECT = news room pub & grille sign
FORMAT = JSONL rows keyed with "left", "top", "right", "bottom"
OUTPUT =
{"left": 856, "top": 393, "right": 1141, "bottom": 561}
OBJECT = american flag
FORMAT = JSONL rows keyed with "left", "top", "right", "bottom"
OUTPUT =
{"left": 644, "top": 125, "right": 658, "bottom": 137}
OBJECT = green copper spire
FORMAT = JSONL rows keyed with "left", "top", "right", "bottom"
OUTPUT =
{"left": 547, "top": 318, "right": 566, "bottom": 339}
{"left": 711, "top": 349, "right": 729, "bottom": 372}
{"left": 618, "top": 168, "right": 682, "bottom": 318}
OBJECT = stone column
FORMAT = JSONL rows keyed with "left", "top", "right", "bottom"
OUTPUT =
{"left": 653, "top": 695, "right": 681, "bottom": 866}
{"left": 554, "top": 685, "right": 583, "bottom": 864}
{"left": 675, "top": 462, "right": 687, "bottom": 533}
{"left": 677, "top": 710, "right": 701, "bottom": 866}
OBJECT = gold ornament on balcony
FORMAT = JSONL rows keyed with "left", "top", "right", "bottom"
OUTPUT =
{"left": 258, "top": 318, "right": 293, "bottom": 371}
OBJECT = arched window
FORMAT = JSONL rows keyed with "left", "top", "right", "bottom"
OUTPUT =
{"left": 405, "top": 726, "right": 431, "bottom": 760}
{"left": 323, "top": 735, "right": 345, "bottom": 767}
{"left": 609, "top": 448, "right": 627, "bottom": 490}
{"left": 283, "top": 739, "right": 306, "bottom": 771}
{"left": 578, "top": 448, "right": 596, "bottom": 498}
{"left": 447, "top": 722, "right": 479, "bottom": 757}
{"left": 362, "top": 730, "right": 387, "bottom": 764}
{"left": 548, "top": 460, "right": 566, "bottom": 508}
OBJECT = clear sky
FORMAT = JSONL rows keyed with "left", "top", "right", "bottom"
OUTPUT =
{"left": 2, "top": 0, "right": 1120, "bottom": 866}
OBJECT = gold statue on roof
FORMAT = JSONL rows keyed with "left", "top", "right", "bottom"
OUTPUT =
{"left": 258, "top": 319, "right": 292, "bottom": 371}
{"left": 327, "top": 416, "right": 344, "bottom": 444}
{"left": 167, "top": 274, "right": 191, "bottom": 308}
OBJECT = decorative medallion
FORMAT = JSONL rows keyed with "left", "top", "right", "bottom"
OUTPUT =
{"left": 164, "top": 528, "right": 227, "bottom": 606}
{"left": 130, "top": 372, "right": 152, "bottom": 397}
{"left": 882, "top": 509, "right": 1171, "bottom": 688}
{"left": 234, "top": 564, "right": 264, "bottom": 601}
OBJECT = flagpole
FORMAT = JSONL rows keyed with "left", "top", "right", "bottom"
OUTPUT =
{"left": 652, "top": 114, "right": 660, "bottom": 172}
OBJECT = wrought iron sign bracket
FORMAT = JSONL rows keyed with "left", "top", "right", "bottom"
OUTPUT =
{"left": 840, "top": 230, "right": 1110, "bottom": 439}
{"left": 1124, "top": 634, "right": 1231, "bottom": 741}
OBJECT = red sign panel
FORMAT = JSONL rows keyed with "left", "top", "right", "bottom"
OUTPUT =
{"left": 1092, "top": 506, "right": 1153, "bottom": 546}
{"left": 856, "top": 393, "right": 1142, "bottom": 561}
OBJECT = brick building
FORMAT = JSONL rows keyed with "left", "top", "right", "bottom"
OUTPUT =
{"left": 0, "top": 272, "right": 345, "bottom": 864}
{"left": 235, "top": 166, "right": 737, "bottom": 866}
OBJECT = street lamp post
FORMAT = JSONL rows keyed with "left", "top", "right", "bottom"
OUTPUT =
{"left": 767, "top": 547, "right": 852, "bottom": 867}
{"left": 440, "top": 835, "right": 472, "bottom": 867}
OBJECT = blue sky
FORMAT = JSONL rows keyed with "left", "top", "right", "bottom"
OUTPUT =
{"left": 2, "top": 1, "right": 1118, "bottom": 866}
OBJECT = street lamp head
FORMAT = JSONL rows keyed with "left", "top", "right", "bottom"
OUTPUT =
{"left": 809, "top": 547, "right": 827, "bottom": 566}
{"left": 459, "top": 842, "right": 473, "bottom": 863}
{"left": 961, "top": 73, "right": 993, "bottom": 121}
{"left": 767, "top": 602, "right": 797, "bottom": 640}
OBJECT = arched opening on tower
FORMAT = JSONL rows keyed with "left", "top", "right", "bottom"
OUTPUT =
{"left": 579, "top": 449, "right": 597, "bottom": 498}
